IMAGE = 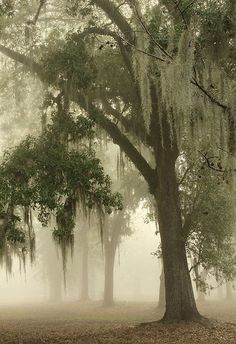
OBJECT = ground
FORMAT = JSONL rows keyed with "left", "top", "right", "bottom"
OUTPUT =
{"left": 0, "top": 301, "right": 236, "bottom": 343}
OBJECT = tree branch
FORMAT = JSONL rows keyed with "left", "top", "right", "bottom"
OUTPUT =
{"left": 80, "top": 27, "right": 134, "bottom": 77}
{"left": 171, "top": 0, "right": 188, "bottom": 29}
{"left": 178, "top": 166, "right": 191, "bottom": 186}
{"left": 189, "top": 260, "right": 200, "bottom": 273}
{"left": 0, "top": 42, "right": 157, "bottom": 189}
{"left": 100, "top": 96, "right": 152, "bottom": 147}
{"left": 191, "top": 78, "right": 229, "bottom": 111}
{"left": 198, "top": 151, "right": 225, "bottom": 173}
{"left": 128, "top": 0, "right": 173, "bottom": 60}
{"left": 27, "top": 0, "right": 46, "bottom": 25}
{"left": 119, "top": 34, "right": 166, "bottom": 62}
{"left": 72, "top": 91, "right": 157, "bottom": 188}
{"left": 0, "top": 44, "right": 45, "bottom": 80}
{"left": 91, "top": 0, "right": 134, "bottom": 42}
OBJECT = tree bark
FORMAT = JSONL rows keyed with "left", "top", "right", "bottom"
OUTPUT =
{"left": 147, "top": 81, "right": 201, "bottom": 322}
{"left": 153, "top": 132, "right": 200, "bottom": 321}
{"left": 158, "top": 263, "right": 165, "bottom": 310}
{"left": 103, "top": 214, "right": 123, "bottom": 307}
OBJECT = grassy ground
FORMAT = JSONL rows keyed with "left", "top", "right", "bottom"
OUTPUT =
{"left": 0, "top": 300, "right": 236, "bottom": 343}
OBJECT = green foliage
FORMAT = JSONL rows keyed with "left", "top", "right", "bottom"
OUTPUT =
{"left": 66, "top": 0, "right": 91, "bottom": 17}
{"left": 194, "top": 1, "right": 236, "bottom": 61}
{"left": 0, "top": 103, "right": 122, "bottom": 269}
{"left": 0, "top": 128, "right": 122, "bottom": 219}
{"left": 179, "top": 155, "right": 236, "bottom": 287}
{"left": 0, "top": 0, "right": 14, "bottom": 17}
{"left": 40, "top": 33, "right": 97, "bottom": 89}
{"left": 96, "top": 51, "right": 135, "bottom": 106}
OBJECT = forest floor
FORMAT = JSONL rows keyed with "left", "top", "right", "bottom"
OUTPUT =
{"left": 0, "top": 300, "right": 236, "bottom": 343}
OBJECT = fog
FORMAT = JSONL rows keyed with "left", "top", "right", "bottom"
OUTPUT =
{"left": 0, "top": 1, "right": 236, "bottom": 343}
{"left": 0, "top": 205, "right": 159, "bottom": 304}
{"left": 0, "top": 68, "right": 234, "bottom": 316}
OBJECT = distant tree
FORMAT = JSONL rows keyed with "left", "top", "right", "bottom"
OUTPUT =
{"left": 37, "top": 228, "right": 64, "bottom": 302}
{"left": 101, "top": 150, "right": 148, "bottom": 307}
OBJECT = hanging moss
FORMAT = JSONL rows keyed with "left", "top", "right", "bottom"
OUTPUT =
{"left": 127, "top": 1, "right": 236, "bottom": 175}
{"left": 132, "top": 5, "right": 152, "bottom": 131}
{"left": 0, "top": 206, "right": 30, "bottom": 275}
{"left": 0, "top": 94, "right": 122, "bottom": 276}
{"left": 53, "top": 197, "right": 75, "bottom": 285}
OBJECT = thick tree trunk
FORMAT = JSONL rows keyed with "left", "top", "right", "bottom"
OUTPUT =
{"left": 79, "top": 225, "right": 89, "bottom": 301}
{"left": 103, "top": 243, "right": 116, "bottom": 307}
{"left": 155, "top": 150, "right": 201, "bottom": 322}
{"left": 103, "top": 215, "right": 123, "bottom": 307}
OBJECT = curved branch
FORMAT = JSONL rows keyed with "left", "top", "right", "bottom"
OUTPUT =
{"left": 191, "top": 78, "right": 229, "bottom": 111}
{"left": 91, "top": 0, "right": 134, "bottom": 42}
{"left": 27, "top": 0, "right": 46, "bottom": 25}
{"left": 128, "top": 0, "right": 173, "bottom": 60}
{"left": 72, "top": 91, "right": 157, "bottom": 188}
{"left": 0, "top": 44, "right": 45, "bottom": 80}
{"left": 80, "top": 27, "right": 134, "bottom": 77}
{"left": 0, "top": 42, "right": 158, "bottom": 190}
{"left": 100, "top": 96, "right": 152, "bottom": 147}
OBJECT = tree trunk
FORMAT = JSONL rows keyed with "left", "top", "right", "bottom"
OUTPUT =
{"left": 226, "top": 281, "right": 233, "bottom": 301}
{"left": 79, "top": 225, "right": 89, "bottom": 301}
{"left": 103, "top": 242, "right": 116, "bottom": 307}
{"left": 103, "top": 214, "right": 123, "bottom": 307}
{"left": 197, "top": 269, "right": 208, "bottom": 302}
{"left": 158, "top": 263, "right": 165, "bottom": 310}
{"left": 40, "top": 230, "right": 63, "bottom": 303}
{"left": 154, "top": 148, "right": 201, "bottom": 322}
{"left": 49, "top": 276, "right": 62, "bottom": 302}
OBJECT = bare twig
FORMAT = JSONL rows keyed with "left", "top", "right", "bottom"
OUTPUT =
{"left": 198, "top": 151, "right": 225, "bottom": 173}
{"left": 189, "top": 261, "right": 200, "bottom": 273}
{"left": 27, "top": 0, "right": 46, "bottom": 25}
{"left": 119, "top": 33, "right": 166, "bottom": 62}
{"left": 182, "top": 0, "right": 198, "bottom": 16}
{"left": 171, "top": 0, "right": 188, "bottom": 29}
{"left": 128, "top": 0, "right": 173, "bottom": 60}
{"left": 191, "top": 78, "right": 229, "bottom": 111}
{"left": 178, "top": 166, "right": 192, "bottom": 186}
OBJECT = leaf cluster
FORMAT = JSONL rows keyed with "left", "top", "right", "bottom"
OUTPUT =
{"left": 0, "top": 112, "right": 122, "bottom": 251}
{"left": 39, "top": 33, "right": 97, "bottom": 89}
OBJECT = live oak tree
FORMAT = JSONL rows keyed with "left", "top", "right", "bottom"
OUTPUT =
{"left": 0, "top": 0, "right": 236, "bottom": 321}
{"left": 152, "top": 151, "right": 236, "bottom": 308}
{"left": 102, "top": 163, "right": 146, "bottom": 307}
